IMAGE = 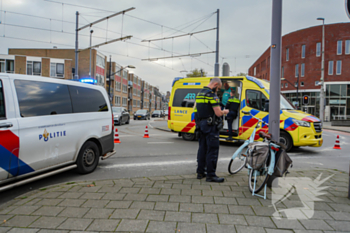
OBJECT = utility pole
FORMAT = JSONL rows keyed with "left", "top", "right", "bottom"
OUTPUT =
{"left": 89, "top": 29, "right": 93, "bottom": 78}
{"left": 108, "top": 55, "right": 112, "bottom": 102}
{"left": 268, "top": 0, "right": 282, "bottom": 141}
{"left": 74, "top": 11, "right": 79, "bottom": 79}
{"left": 214, "top": 9, "right": 220, "bottom": 77}
{"left": 317, "top": 18, "right": 325, "bottom": 123}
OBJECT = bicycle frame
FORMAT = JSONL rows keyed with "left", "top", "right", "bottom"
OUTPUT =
{"left": 230, "top": 114, "right": 265, "bottom": 161}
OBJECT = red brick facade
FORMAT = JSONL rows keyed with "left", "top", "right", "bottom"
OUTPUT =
{"left": 248, "top": 23, "right": 350, "bottom": 91}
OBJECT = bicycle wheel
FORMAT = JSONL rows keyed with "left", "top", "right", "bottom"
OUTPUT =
{"left": 228, "top": 147, "right": 248, "bottom": 174}
{"left": 248, "top": 167, "right": 270, "bottom": 194}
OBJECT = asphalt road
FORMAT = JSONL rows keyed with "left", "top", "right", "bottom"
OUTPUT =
{"left": 1, "top": 118, "right": 349, "bottom": 205}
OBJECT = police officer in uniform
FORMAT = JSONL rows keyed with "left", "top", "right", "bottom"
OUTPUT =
{"left": 196, "top": 78, "right": 229, "bottom": 182}
{"left": 225, "top": 88, "right": 240, "bottom": 141}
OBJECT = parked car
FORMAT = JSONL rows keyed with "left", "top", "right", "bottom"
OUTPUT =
{"left": 152, "top": 110, "right": 164, "bottom": 118}
{"left": 0, "top": 74, "right": 116, "bottom": 191}
{"left": 134, "top": 109, "right": 150, "bottom": 120}
{"left": 164, "top": 110, "right": 168, "bottom": 116}
{"left": 112, "top": 107, "right": 130, "bottom": 125}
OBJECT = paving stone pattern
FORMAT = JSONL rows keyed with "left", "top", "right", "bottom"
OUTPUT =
{"left": 0, "top": 169, "right": 349, "bottom": 232}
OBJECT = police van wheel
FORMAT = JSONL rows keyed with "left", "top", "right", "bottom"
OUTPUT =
{"left": 77, "top": 141, "right": 100, "bottom": 174}
{"left": 182, "top": 133, "right": 195, "bottom": 141}
{"left": 279, "top": 131, "right": 293, "bottom": 152}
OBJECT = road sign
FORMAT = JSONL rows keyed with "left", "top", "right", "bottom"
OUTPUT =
{"left": 346, "top": 0, "right": 350, "bottom": 19}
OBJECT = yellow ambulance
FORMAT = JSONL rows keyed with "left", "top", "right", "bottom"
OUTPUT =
{"left": 167, "top": 76, "right": 323, "bottom": 151}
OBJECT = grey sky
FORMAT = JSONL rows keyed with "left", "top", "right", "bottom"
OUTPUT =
{"left": 0, "top": 0, "right": 348, "bottom": 93}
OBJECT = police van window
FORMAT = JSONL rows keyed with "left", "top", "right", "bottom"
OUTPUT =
{"left": 69, "top": 85, "right": 108, "bottom": 113}
{"left": 246, "top": 90, "right": 268, "bottom": 112}
{"left": 14, "top": 80, "right": 73, "bottom": 117}
{"left": 172, "top": 89, "right": 201, "bottom": 108}
{"left": 0, "top": 80, "right": 5, "bottom": 118}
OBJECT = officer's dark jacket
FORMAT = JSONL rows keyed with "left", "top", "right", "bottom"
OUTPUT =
{"left": 195, "top": 87, "right": 220, "bottom": 119}
{"left": 225, "top": 96, "right": 240, "bottom": 117}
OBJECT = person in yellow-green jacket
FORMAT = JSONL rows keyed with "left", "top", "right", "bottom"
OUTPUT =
{"left": 225, "top": 88, "right": 240, "bottom": 141}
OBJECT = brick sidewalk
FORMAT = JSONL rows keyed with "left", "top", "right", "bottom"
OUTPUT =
{"left": 0, "top": 169, "right": 349, "bottom": 233}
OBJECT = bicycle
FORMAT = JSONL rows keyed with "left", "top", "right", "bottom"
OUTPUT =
{"left": 228, "top": 110, "right": 285, "bottom": 198}
{"left": 228, "top": 110, "right": 268, "bottom": 175}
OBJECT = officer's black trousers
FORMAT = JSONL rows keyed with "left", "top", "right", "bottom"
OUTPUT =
{"left": 196, "top": 120, "right": 220, "bottom": 177}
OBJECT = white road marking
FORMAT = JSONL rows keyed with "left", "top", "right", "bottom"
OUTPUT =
{"left": 147, "top": 142, "right": 174, "bottom": 144}
{"left": 100, "top": 153, "right": 350, "bottom": 170}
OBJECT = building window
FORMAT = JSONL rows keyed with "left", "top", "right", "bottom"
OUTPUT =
{"left": 122, "top": 97, "right": 127, "bottom": 106}
{"left": 253, "top": 67, "right": 256, "bottom": 76}
{"left": 337, "top": 40, "right": 342, "bottom": 55}
{"left": 295, "top": 64, "right": 299, "bottom": 77}
{"left": 316, "top": 42, "right": 321, "bottom": 57}
{"left": 301, "top": 82, "right": 304, "bottom": 86}
{"left": 285, "top": 83, "right": 288, "bottom": 88}
{"left": 50, "top": 63, "right": 64, "bottom": 78}
{"left": 26, "top": 61, "right": 32, "bottom": 75}
{"left": 301, "top": 63, "right": 305, "bottom": 77}
{"left": 286, "top": 48, "right": 289, "bottom": 61}
{"left": 96, "top": 55, "right": 105, "bottom": 68}
{"left": 301, "top": 45, "right": 305, "bottom": 58}
{"left": 122, "top": 84, "right": 127, "bottom": 93}
{"left": 27, "top": 61, "right": 41, "bottom": 76}
{"left": 346, "top": 40, "right": 350, "bottom": 55}
{"left": 328, "top": 61, "right": 334, "bottom": 75}
{"left": 115, "top": 81, "right": 121, "bottom": 91}
{"left": 281, "top": 66, "right": 284, "bottom": 78}
{"left": 115, "top": 96, "right": 121, "bottom": 106}
{"left": 336, "top": 60, "right": 342, "bottom": 75}
{"left": 294, "top": 82, "right": 298, "bottom": 88}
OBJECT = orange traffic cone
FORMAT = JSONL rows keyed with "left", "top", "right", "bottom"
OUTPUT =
{"left": 333, "top": 135, "right": 341, "bottom": 149}
{"left": 114, "top": 128, "right": 120, "bottom": 143}
{"left": 143, "top": 125, "right": 150, "bottom": 138}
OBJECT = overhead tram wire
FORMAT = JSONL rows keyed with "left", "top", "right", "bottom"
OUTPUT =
{"left": 15, "top": 5, "right": 217, "bottom": 64}
{"left": 5, "top": 5, "right": 214, "bottom": 69}
{"left": 43, "top": 0, "right": 115, "bottom": 13}
{"left": 43, "top": 1, "right": 220, "bottom": 59}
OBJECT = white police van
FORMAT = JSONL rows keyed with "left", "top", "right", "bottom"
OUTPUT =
{"left": 0, "top": 74, "right": 116, "bottom": 191}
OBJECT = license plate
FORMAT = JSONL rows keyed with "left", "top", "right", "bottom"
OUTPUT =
{"left": 138, "top": 116, "right": 141, "bottom": 118}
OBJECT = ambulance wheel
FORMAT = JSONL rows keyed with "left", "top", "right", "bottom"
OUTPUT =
{"left": 182, "top": 133, "right": 195, "bottom": 141}
{"left": 279, "top": 131, "right": 293, "bottom": 152}
{"left": 77, "top": 141, "right": 100, "bottom": 174}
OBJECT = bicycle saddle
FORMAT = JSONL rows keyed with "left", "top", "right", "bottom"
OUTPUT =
{"left": 259, "top": 132, "right": 272, "bottom": 140}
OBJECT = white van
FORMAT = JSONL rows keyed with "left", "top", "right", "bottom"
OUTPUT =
{"left": 0, "top": 74, "right": 116, "bottom": 191}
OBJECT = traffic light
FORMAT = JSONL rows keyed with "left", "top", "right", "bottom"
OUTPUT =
{"left": 303, "top": 95, "right": 309, "bottom": 105}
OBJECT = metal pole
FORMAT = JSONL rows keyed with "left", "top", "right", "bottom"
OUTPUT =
{"left": 214, "top": 9, "right": 220, "bottom": 77}
{"left": 74, "top": 11, "right": 79, "bottom": 79}
{"left": 89, "top": 29, "right": 93, "bottom": 78}
{"left": 108, "top": 55, "right": 112, "bottom": 103}
{"left": 320, "top": 19, "right": 325, "bottom": 123}
{"left": 297, "top": 74, "right": 299, "bottom": 109}
{"left": 268, "top": 0, "right": 282, "bottom": 141}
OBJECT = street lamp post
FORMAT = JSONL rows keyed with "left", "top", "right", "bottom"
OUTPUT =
{"left": 89, "top": 29, "right": 93, "bottom": 77}
{"left": 281, "top": 77, "right": 299, "bottom": 109}
{"left": 317, "top": 17, "right": 325, "bottom": 123}
{"left": 108, "top": 65, "right": 135, "bottom": 103}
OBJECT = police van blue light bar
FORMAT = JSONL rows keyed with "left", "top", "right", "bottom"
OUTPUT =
{"left": 183, "top": 82, "right": 201, "bottom": 86}
{"left": 79, "top": 78, "right": 97, "bottom": 84}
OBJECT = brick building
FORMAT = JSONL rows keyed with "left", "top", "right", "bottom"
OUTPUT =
{"left": 0, "top": 54, "right": 72, "bottom": 79}
{"left": 248, "top": 22, "right": 350, "bottom": 120}
{"left": 9, "top": 48, "right": 107, "bottom": 88}
{"left": 8, "top": 48, "right": 166, "bottom": 115}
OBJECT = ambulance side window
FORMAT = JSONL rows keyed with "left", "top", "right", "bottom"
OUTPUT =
{"left": 0, "top": 80, "right": 5, "bottom": 119}
{"left": 246, "top": 90, "right": 268, "bottom": 112}
{"left": 172, "top": 89, "right": 200, "bottom": 108}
